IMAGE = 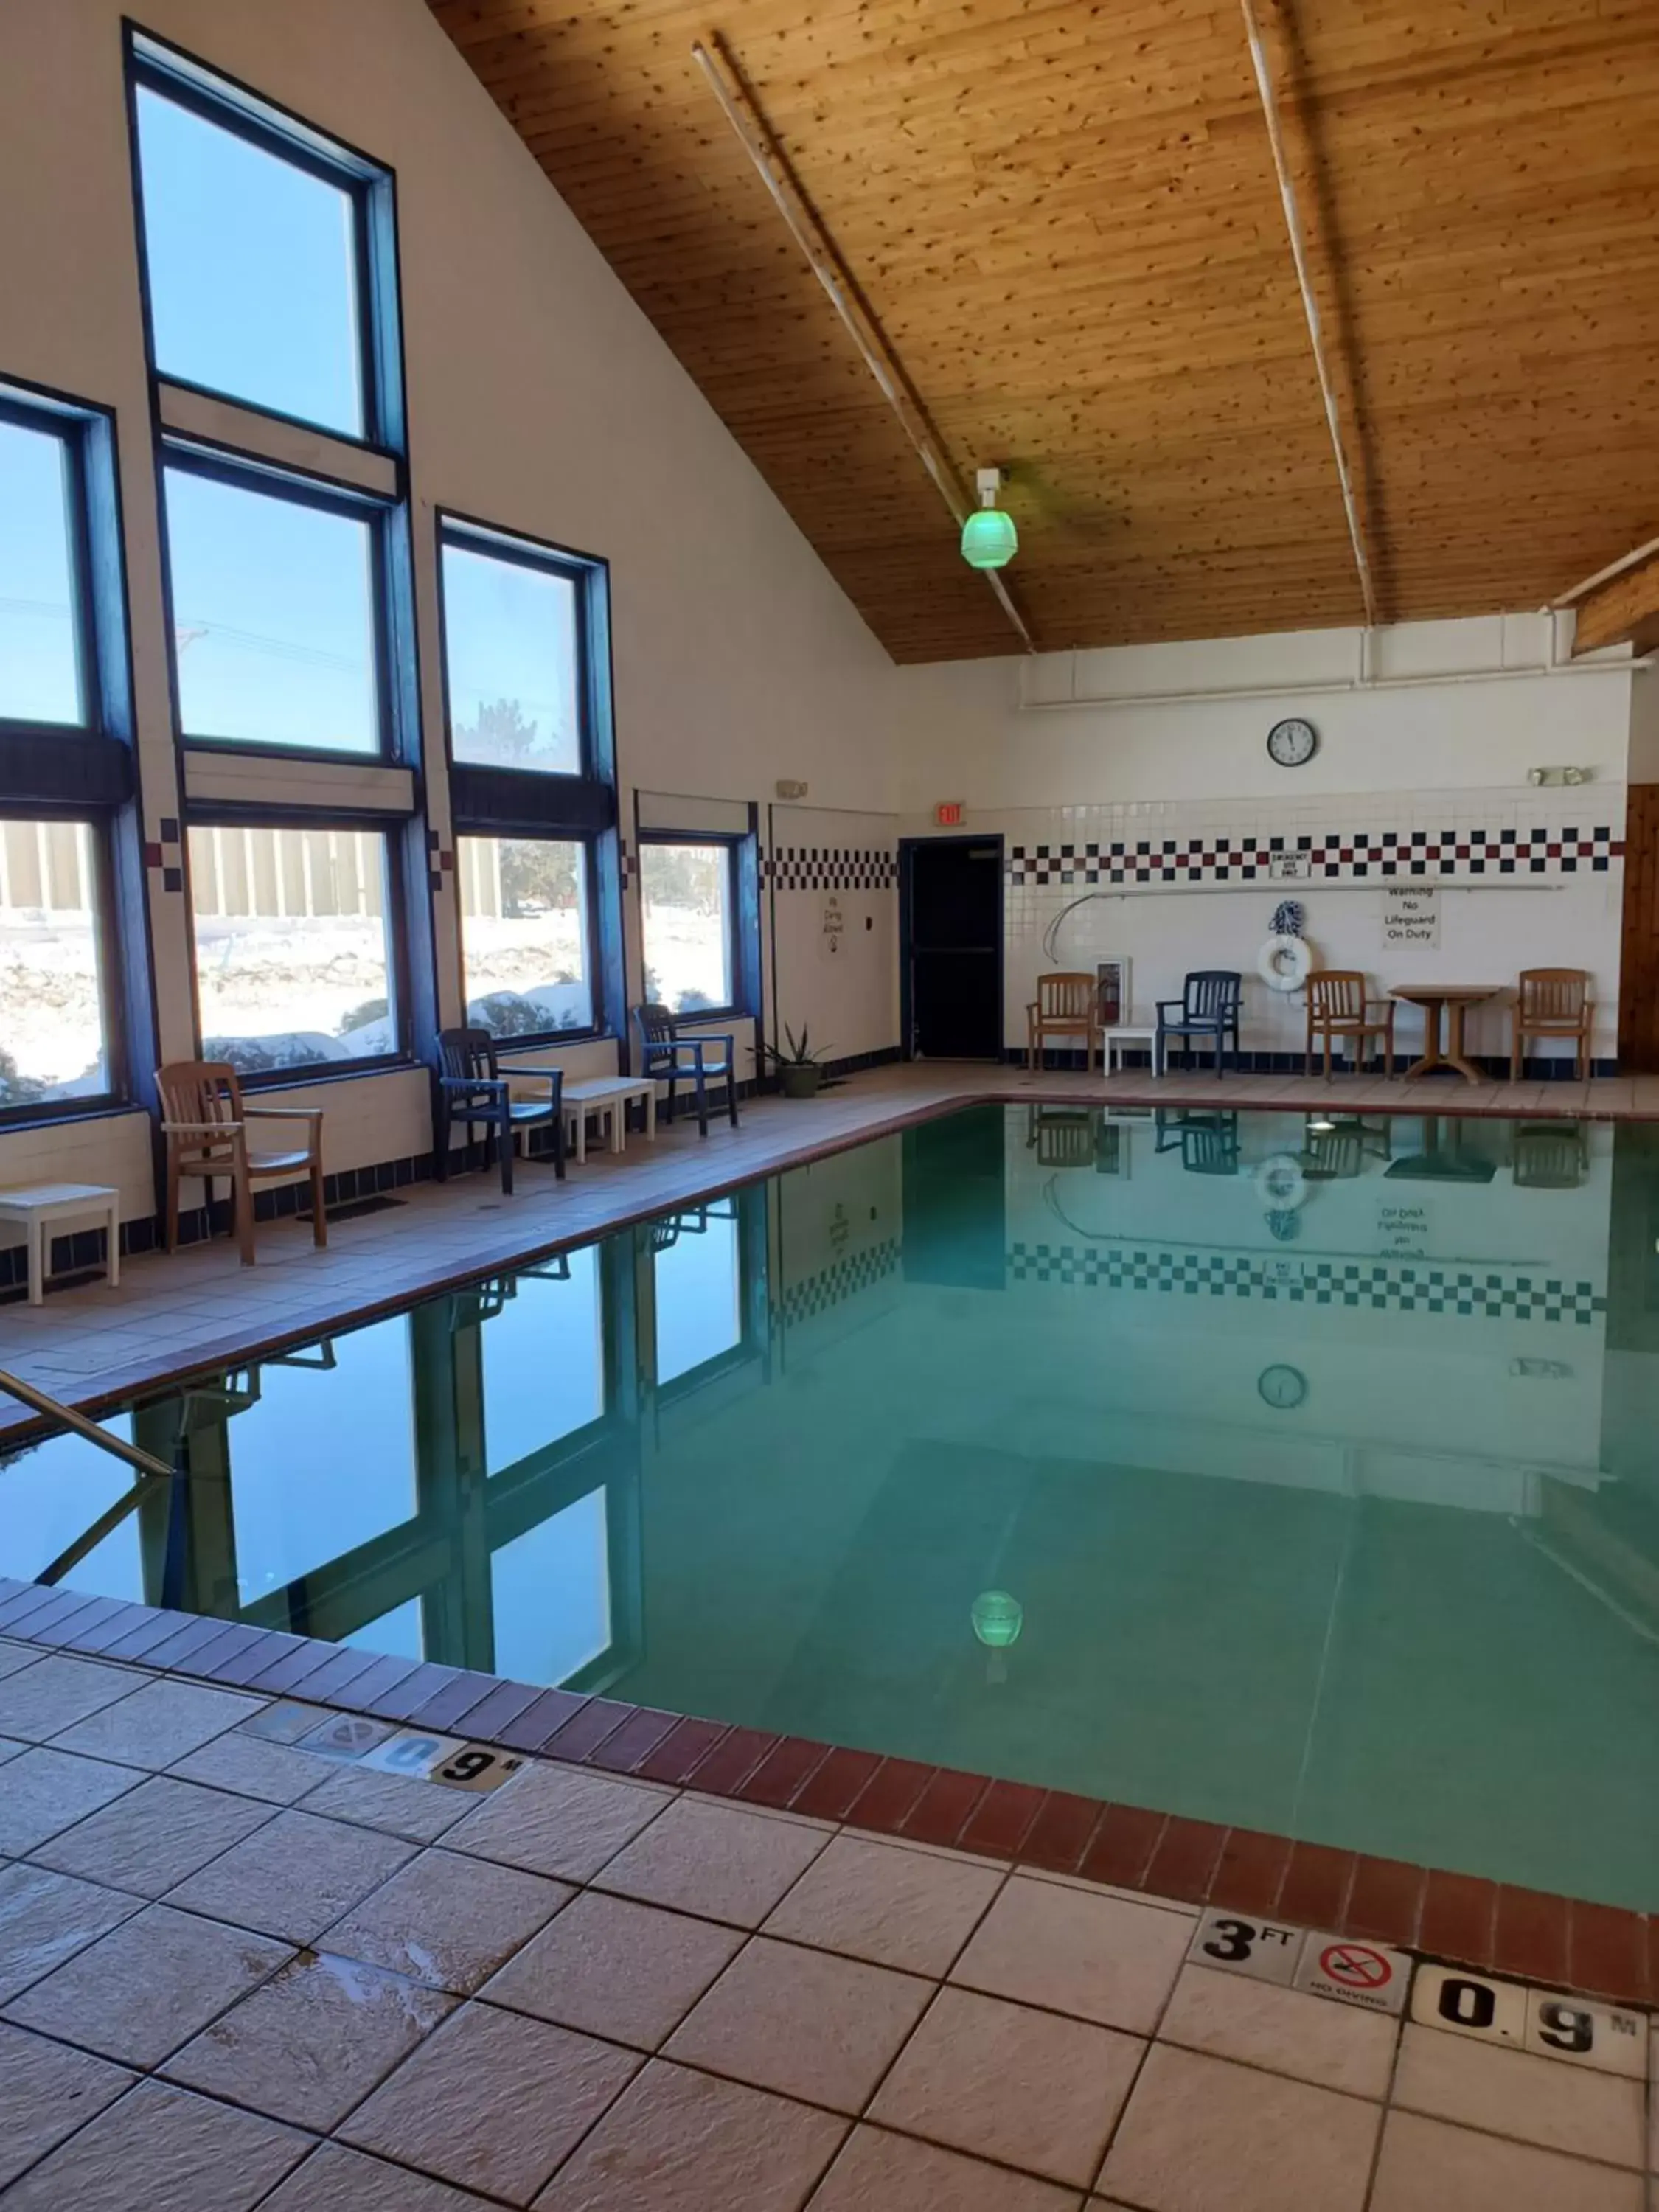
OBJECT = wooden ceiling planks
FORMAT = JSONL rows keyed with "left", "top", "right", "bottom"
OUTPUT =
{"left": 428, "top": 0, "right": 1659, "bottom": 662}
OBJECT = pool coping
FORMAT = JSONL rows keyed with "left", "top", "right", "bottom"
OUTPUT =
{"left": 1, "top": 1572, "right": 1649, "bottom": 2015}
{"left": 4, "top": 1071, "right": 1653, "bottom": 1442}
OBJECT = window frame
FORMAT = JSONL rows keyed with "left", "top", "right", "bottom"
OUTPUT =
{"left": 182, "top": 808, "right": 412, "bottom": 1084}
{"left": 637, "top": 830, "right": 745, "bottom": 1022}
{"left": 158, "top": 439, "right": 400, "bottom": 768}
{"left": 0, "top": 372, "right": 146, "bottom": 1130}
{"left": 454, "top": 830, "right": 603, "bottom": 1048}
{"left": 438, "top": 509, "right": 622, "bottom": 1050}
{"left": 0, "top": 806, "right": 126, "bottom": 1124}
{"left": 125, "top": 23, "right": 405, "bottom": 455}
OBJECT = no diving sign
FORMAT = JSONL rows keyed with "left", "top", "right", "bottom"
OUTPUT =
{"left": 1296, "top": 1936, "right": 1409, "bottom": 2015}
{"left": 1191, "top": 1912, "right": 1408, "bottom": 2016}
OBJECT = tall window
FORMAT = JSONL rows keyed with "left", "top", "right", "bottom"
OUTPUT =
{"left": 187, "top": 824, "right": 397, "bottom": 1073}
{"left": 0, "top": 386, "right": 132, "bottom": 1122}
{"left": 131, "top": 44, "right": 388, "bottom": 441}
{"left": 442, "top": 515, "right": 616, "bottom": 1046}
{"left": 163, "top": 465, "right": 381, "bottom": 757}
{"left": 443, "top": 540, "right": 580, "bottom": 776}
{"left": 132, "top": 33, "right": 416, "bottom": 1083}
{"left": 458, "top": 836, "right": 593, "bottom": 1037}
{"left": 641, "top": 839, "right": 737, "bottom": 1013}
{"left": 0, "top": 420, "right": 84, "bottom": 725}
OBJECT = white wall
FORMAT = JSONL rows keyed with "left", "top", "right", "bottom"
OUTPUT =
{"left": 896, "top": 617, "right": 1644, "bottom": 1065}
{"left": 0, "top": 0, "right": 904, "bottom": 1245}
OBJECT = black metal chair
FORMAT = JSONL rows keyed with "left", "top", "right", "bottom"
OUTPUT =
{"left": 635, "top": 1003, "right": 739, "bottom": 1136}
{"left": 1155, "top": 971, "right": 1242, "bottom": 1077}
{"left": 434, "top": 1027, "right": 565, "bottom": 1195}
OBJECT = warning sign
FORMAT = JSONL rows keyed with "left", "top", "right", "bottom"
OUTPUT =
{"left": 1294, "top": 1934, "right": 1410, "bottom": 2015}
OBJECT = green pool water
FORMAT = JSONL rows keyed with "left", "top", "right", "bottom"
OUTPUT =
{"left": 7, "top": 1102, "right": 1659, "bottom": 1909}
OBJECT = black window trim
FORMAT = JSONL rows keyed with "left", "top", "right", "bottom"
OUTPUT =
{"left": 636, "top": 828, "right": 748, "bottom": 1023}
{"left": 125, "top": 19, "right": 405, "bottom": 454}
{"left": 158, "top": 437, "right": 401, "bottom": 768}
{"left": 181, "top": 807, "right": 415, "bottom": 1087}
{"left": 437, "top": 507, "right": 622, "bottom": 1052}
{"left": 0, "top": 806, "right": 127, "bottom": 1127}
{"left": 0, "top": 372, "right": 153, "bottom": 1130}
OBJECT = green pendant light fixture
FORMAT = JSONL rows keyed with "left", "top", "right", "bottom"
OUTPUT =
{"left": 960, "top": 467, "right": 1018, "bottom": 571}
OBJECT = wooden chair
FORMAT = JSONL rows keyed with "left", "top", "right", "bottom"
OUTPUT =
{"left": 1304, "top": 970, "right": 1396, "bottom": 1078}
{"left": 1155, "top": 972, "right": 1241, "bottom": 1077}
{"left": 434, "top": 1027, "right": 566, "bottom": 1195}
{"left": 1026, "top": 972, "right": 1102, "bottom": 1072}
{"left": 1511, "top": 969, "right": 1593, "bottom": 1080}
{"left": 156, "top": 1061, "right": 326, "bottom": 1266}
{"left": 636, "top": 1004, "right": 739, "bottom": 1135}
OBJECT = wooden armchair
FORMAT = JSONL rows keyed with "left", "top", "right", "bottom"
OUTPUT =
{"left": 1027, "top": 972, "right": 1102, "bottom": 1072}
{"left": 1305, "top": 970, "right": 1395, "bottom": 1078}
{"left": 156, "top": 1060, "right": 326, "bottom": 1265}
{"left": 1512, "top": 969, "right": 1593, "bottom": 1080}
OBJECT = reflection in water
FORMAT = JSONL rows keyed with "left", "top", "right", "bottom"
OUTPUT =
{"left": 6, "top": 1106, "right": 1659, "bottom": 1910}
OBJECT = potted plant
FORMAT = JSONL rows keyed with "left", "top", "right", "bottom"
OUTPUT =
{"left": 757, "top": 1024, "right": 832, "bottom": 1099}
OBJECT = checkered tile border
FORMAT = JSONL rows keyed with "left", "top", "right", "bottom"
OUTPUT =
{"left": 1009, "top": 825, "right": 1621, "bottom": 887}
{"left": 779, "top": 1238, "right": 900, "bottom": 1325}
{"left": 1008, "top": 1242, "right": 1606, "bottom": 1324}
{"left": 767, "top": 847, "right": 898, "bottom": 892}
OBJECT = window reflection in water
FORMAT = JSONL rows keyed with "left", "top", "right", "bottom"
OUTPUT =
{"left": 491, "top": 1490, "right": 611, "bottom": 1686}
{"left": 653, "top": 1205, "right": 742, "bottom": 1384}
{"left": 481, "top": 1248, "right": 604, "bottom": 1473}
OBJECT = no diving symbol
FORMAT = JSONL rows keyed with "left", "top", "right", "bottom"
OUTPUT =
{"left": 1321, "top": 1943, "right": 1393, "bottom": 1991}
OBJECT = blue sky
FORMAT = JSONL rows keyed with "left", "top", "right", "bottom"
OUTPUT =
{"left": 1, "top": 87, "right": 573, "bottom": 761}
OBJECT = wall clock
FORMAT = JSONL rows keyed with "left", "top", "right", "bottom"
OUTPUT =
{"left": 1258, "top": 1363, "right": 1308, "bottom": 1410}
{"left": 1267, "top": 717, "right": 1318, "bottom": 768}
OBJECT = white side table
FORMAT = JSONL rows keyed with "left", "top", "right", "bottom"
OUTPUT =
{"left": 1102, "top": 1020, "right": 1158, "bottom": 1076}
{"left": 0, "top": 1183, "right": 121, "bottom": 1307}
{"left": 561, "top": 1077, "right": 656, "bottom": 1165}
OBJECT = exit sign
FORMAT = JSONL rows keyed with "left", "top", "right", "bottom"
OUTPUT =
{"left": 934, "top": 801, "right": 965, "bottom": 827}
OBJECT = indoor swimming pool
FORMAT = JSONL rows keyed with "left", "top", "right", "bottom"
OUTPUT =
{"left": 6, "top": 1102, "right": 1658, "bottom": 1911}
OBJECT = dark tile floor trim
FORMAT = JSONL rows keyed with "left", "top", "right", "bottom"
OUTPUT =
{"left": 1, "top": 1576, "right": 1649, "bottom": 2012}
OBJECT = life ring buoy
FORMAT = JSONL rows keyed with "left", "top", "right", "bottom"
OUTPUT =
{"left": 1255, "top": 1153, "right": 1307, "bottom": 1210}
{"left": 1258, "top": 933, "right": 1312, "bottom": 992}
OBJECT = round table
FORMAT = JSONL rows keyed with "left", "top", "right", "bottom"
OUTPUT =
{"left": 1388, "top": 984, "right": 1500, "bottom": 1085}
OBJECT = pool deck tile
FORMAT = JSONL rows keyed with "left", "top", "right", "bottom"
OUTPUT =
{"left": 1494, "top": 1884, "right": 1571, "bottom": 1986}
{"left": 1568, "top": 1902, "right": 1646, "bottom": 2006}
{"left": 1346, "top": 1854, "right": 1428, "bottom": 1948}
{"left": 959, "top": 1780, "right": 1046, "bottom": 1860}
{"left": 25, "top": 1596, "right": 131, "bottom": 1651}
{"left": 1277, "top": 1841, "right": 1357, "bottom": 1928}
{"left": 406, "top": 1672, "right": 517, "bottom": 1736}
{"left": 734, "top": 1735, "right": 832, "bottom": 1809}
{"left": 493, "top": 1688, "right": 590, "bottom": 1754}
{"left": 901, "top": 1767, "right": 990, "bottom": 1848}
{"left": 1419, "top": 1870, "right": 1498, "bottom": 1969}
{"left": 358, "top": 1663, "right": 469, "bottom": 1723}
{"left": 541, "top": 1697, "right": 636, "bottom": 1764}
{"left": 631, "top": 1717, "right": 733, "bottom": 1788}
{"left": 585, "top": 1708, "right": 681, "bottom": 1775}
{"left": 1208, "top": 1827, "right": 1294, "bottom": 1916}
{"left": 1143, "top": 1817, "right": 1229, "bottom": 1904}
{"left": 790, "top": 1745, "right": 883, "bottom": 1822}
{"left": 681, "top": 1725, "right": 781, "bottom": 1797}
{"left": 148, "top": 1621, "right": 263, "bottom": 1678}
{"left": 844, "top": 1757, "right": 937, "bottom": 1836}
{"left": 1020, "top": 1791, "right": 1107, "bottom": 1875}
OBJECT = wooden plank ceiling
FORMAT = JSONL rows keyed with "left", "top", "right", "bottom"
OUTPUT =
{"left": 429, "top": 0, "right": 1659, "bottom": 664}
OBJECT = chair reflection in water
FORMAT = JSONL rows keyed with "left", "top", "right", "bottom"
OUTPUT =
{"left": 1025, "top": 1104, "right": 1097, "bottom": 1167}
{"left": 1513, "top": 1124, "right": 1589, "bottom": 1189}
{"left": 1155, "top": 1110, "right": 1239, "bottom": 1175}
